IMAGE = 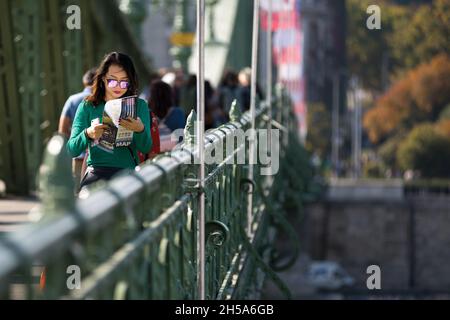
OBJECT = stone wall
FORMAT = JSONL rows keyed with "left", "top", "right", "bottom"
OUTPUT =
{"left": 301, "top": 195, "right": 450, "bottom": 292}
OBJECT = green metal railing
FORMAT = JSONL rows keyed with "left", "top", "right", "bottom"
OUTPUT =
{"left": 0, "top": 0, "right": 153, "bottom": 195}
{"left": 0, "top": 86, "right": 315, "bottom": 299}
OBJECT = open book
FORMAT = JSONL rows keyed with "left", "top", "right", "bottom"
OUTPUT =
{"left": 92, "top": 95, "right": 137, "bottom": 153}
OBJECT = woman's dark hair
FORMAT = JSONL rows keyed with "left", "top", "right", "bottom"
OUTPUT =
{"left": 149, "top": 80, "right": 173, "bottom": 119}
{"left": 86, "top": 52, "right": 139, "bottom": 106}
{"left": 219, "top": 69, "right": 238, "bottom": 88}
{"left": 82, "top": 67, "right": 97, "bottom": 86}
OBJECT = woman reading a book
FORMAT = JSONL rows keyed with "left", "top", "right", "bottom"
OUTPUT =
{"left": 67, "top": 52, "right": 152, "bottom": 190}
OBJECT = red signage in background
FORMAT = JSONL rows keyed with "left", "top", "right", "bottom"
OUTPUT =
{"left": 260, "top": 0, "right": 307, "bottom": 141}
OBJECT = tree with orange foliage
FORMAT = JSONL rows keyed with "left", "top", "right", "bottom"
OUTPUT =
{"left": 436, "top": 119, "right": 450, "bottom": 137}
{"left": 363, "top": 54, "right": 450, "bottom": 144}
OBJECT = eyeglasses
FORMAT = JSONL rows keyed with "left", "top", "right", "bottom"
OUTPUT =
{"left": 106, "top": 78, "right": 130, "bottom": 89}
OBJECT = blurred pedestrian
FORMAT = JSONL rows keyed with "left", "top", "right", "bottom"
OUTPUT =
{"left": 215, "top": 69, "right": 240, "bottom": 120}
{"left": 149, "top": 80, "right": 186, "bottom": 152}
{"left": 204, "top": 80, "right": 223, "bottom": 129}
{"left": 238, "top": 67, "right": 264, "bottom": 112}
{"left": 139, "top": 71, "right": 161, "bottom": 101}
{"left": 58, "top": 67, "right": 96, "bottom": 191}
{"left": 180, "top": 74, "right": 197, "bottom": 116}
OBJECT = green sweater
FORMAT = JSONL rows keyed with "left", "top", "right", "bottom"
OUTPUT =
{"left": 67, "top": 98, "right": 152, "bottom": 169}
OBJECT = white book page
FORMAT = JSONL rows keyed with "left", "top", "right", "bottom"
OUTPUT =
{"left": 104, "top": 99, "right": 122, "bottom": 127}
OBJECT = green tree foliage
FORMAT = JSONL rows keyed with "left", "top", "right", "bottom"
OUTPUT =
{"left": 389, "top": 0, "right": 450, "bottom": 72}
{"left": 348, "top": 0, "right": 450, "bottom": 177}
{"left": 347, "top": 0, "right": 408, "bottom": 90}
{"left": 347, "top": 0, "right": 450, "bottom": 91}
{"left": 378, "top": 133, "right": 407, "bottom": 170}
{"left": 439, "top": 103, "right": 450, "bottom": 121}
{"left": 397, "top": 123, "right": 450, "bottom": 177}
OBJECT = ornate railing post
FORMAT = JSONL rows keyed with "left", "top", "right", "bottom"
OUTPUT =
{"left": 229, "top": 99, "right": 242, "bottom": 123}
{"left": 184, "top": 109, "right": 196, "bottom": 146}
{"left": 38, "top": 134, "right": 74, "bottom": 220}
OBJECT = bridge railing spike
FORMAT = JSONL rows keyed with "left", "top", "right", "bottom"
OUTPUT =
{"left": 184, "top": 109, "right": 197, "bottom": 146}
{"left": 37, "top": 134, "right": 74, "bottom": 220}
{"left": 229, "top": 99, "right": 242, "bottom": 122}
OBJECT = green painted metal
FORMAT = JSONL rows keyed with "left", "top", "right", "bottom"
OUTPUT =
{"left": 119, "top": 0, "right": 148, "bottom": 42}
{"left": 0, "top": 0, "right": 153, "bottom": 195}
{"left": 63, "top": 0, "right": 84, "bottom": 96}
{"left": 39, "top": 134, "right": 75, "bottom": 217}
{"left": 205, "top": 0, "right": 221, "bottom": 45}
{"left": 11, "top": 0, "right": 42, "bottom": 192}
{"left": 0, "top": 89, "right": 310, "bottom": 299}
{"left": 0, "top": 0, "right": 29, "bottom": 194}
{"left": 170, "top": 0, "right": 192, "bottom": 72}
{"left": 224, "top": 0, "right": 254, "bottom": 72}
{"left": 229, "top": 99, "right": 242, "bottom": 122}
{"left": 40, "top": 0, "right": 66, "bottom": 145}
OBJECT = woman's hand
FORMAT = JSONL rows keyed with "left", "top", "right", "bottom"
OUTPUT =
{"left": 86, "top": 123, "right": 109, "bottom": 140}
{"left": 119, "top": 117, "right": 145, "bottom": 133}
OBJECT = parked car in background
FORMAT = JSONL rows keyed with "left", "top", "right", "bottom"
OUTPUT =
{"left": 307, "top": 261, "right": 355, "bottom": 291}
